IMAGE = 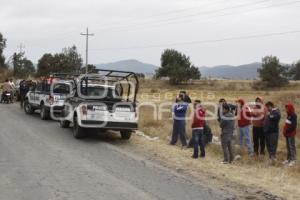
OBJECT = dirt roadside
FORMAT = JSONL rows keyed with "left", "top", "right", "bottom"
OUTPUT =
{"left": 111, "top": 133, "right": 298, "bottom": 200}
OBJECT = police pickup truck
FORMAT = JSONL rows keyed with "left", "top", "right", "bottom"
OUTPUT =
{"left": 24, "top": 74, "right": 75, "bottom": 120}
{"left": 59, "top": 69, "right": 139, "bottom": 140}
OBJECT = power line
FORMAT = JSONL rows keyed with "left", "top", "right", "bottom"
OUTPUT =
{"left": 90, "top": 30, "right": 300, "bottom": 51}
{"left": 91, "top": 0, "right": 230, "bottom": 29}
{"left": 14, "top": 0, "right": 300, "bottom": 49}
{"left": 93, "top": 0, "right": 273, "bottom": 32}
{"left": 80, "top": 27, "right": 94, "bottom": 74}
{"left": 17, "top": 0, "right": 299, "bottom": 45}
{"left": 108, "top": 0, "right": 300, "bottom": 34}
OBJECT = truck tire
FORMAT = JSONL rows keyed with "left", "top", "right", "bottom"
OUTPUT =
{"left": 73, "top": 116, "right": 86, "bottom": 139}
{"left": 60, "top": 120, "right": 70, "bottom": 128}
{"left": 24, "top": 100, "right": 34, "bottom": 114}
{"left": 120, "top": 131, "right": 132, "bottom": 140}
{"left": 40, "top": 105, "right": 50, "bottom": 120}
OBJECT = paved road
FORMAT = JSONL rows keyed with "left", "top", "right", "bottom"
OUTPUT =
{"left": 0, "top": 104, "right": 228, "bottom": 200}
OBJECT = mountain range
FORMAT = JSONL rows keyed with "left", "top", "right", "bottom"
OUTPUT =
{"left": 95, "top": 59, "right": 262, "bottom": 80}
{"left": 199, "top": 62, "right": 262, "bottom": 80}
{"left": 95, "top": 59, "right": 158, "bottom": 74}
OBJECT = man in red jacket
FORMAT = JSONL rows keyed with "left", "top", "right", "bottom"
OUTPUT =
{"left": 237, "top": 99, "right": 254, "bottom": 155}
{"left": 191, "top": 100, "right": 206, "bottom": 159}
{"left": 283, "top": 102, "right": 297, "bottom": 166}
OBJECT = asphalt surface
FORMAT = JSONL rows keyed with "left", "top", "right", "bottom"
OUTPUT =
{"left": 0, "top": 103, "right": 229, "bottom": 200}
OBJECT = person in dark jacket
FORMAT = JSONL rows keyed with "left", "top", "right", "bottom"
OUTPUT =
{"left": 191, "top": 100, "right": 206, "bottom": 158}
{"left": 179, "top": 91, "right": 192, "bottom": 104}
{"left": 283, "top": 102, "right": 297, "bottom": 166}
{"left": 19, "top": 80, "right": 30, "bottom": 108}
{"left": 220, "top": 104, "right": 235, "bottom": 164}
{"left": 264, "top": 101, "right": 281, "bottom": 165}
{"left": 170, "top": 95, "right": 188, "bottom": 148}
{"left": 187, "top": 122, "right": 213, "bottom": 148}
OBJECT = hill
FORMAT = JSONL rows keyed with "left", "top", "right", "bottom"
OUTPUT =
{"left": 199, "top": 63, "right": 262, "bottom": 80}
{"left": 95, "top": 59, "right": 158, "bottom": 74}
{"left": 95, "top": 60, "right": 262, "bottom": 80}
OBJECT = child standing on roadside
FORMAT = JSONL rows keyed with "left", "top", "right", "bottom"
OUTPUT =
{"left": 283, "top": 102, "right": 297, "bottom": 167}
{"left": 220, "top": 104, "right": 235, "bottom": 164}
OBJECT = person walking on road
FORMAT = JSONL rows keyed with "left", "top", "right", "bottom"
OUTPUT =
{"left": 220, "top": 104, "right": 235, "bottom": 164}
{"left": 19, "top": 80, "right": 30, "bottom": 108}
{"left": 1, "top": 79, "right": 13, "bottom": 103}
{"left": 283, "top": 102, "right": 297, "bottom": 167}
{"left": 264, "top": 101, "right": 281, "bottom": 165}
{"left": 237, "top": 99, "right": 254, "bottom": 155}
{"left": 170, "top": 95, "right": 188, "bottom": 148}
{"left": 252, "top": 97, "right": 267, "bottom": 156}
{"left": 191, "top": 100, "right": 206, "bottom": 159}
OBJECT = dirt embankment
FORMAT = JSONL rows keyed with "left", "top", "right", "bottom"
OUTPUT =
{"left": 131, "top": 80, "right": 300, "bottom": 200}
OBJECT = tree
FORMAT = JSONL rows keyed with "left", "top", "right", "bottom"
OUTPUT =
{"left": 80, "top": 64, "right": 98, "bottom": 74}
{"left": 36, "top": 54, "right": 54, "bottom": 76}
{"left": 37, "top": 45, "right": 82, "bottom": 76}
{"left": 155, "top": 49, "right": 201, "bottom": 84}
{"left": 258, "top": 55, "right": 288, "bottom": 87}
{"left": 0, "top": 32, "right": 7, "bottom": 69}
{"left": 61, "top": 46, "right": 82, "bottom": 73}
{"left": 13, "top": 52, "right": 35, "bottom": 78}
{"left": 289, "top": 60, "right": 300, "bottom": 80}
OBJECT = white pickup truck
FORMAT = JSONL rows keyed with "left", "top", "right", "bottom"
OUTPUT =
{"left": 60, "top": 70, "right": 139, "bottom": 140}
{"left": 24, "top": 77, "right": 73, "bottom": 120}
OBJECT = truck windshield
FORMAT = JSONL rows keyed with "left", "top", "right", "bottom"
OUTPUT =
{"left": 53, "top": 83, "right": 70, "bottom": 94}
{"left": 81, "top": 86, "right": 120, "bottom": 100}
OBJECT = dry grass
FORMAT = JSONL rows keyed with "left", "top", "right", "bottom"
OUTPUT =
{"left": 136, "top": 79, "right": 300, "bottom": 200}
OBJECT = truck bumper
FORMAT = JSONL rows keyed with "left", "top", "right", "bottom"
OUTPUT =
{"left": 80, "top": 120, "right": 138, "bottom": 130}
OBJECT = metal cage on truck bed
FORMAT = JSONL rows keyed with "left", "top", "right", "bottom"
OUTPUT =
{"left": 78, "top": 69, "right": 139, "bottom": 103}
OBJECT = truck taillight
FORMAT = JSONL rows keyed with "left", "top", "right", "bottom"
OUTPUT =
{"left": 81, "top": 105, "right": 88, "bottom": 115}
{"left": 49, "top": 96, "right": 54, "bottom": 105}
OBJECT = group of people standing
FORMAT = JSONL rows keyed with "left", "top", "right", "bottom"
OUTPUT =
{"left": 1, "top": 78, "right": 33, "bottom": 107}
{"left": 171, "top": 92, "right": 297, "bottom": 166}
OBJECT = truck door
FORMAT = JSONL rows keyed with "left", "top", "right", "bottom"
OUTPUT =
{"left": 34, "top": 83, "right": 43, "bottom": 105}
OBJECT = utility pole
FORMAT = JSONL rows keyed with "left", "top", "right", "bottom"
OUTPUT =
{"left": 80, "top": 27, "right": 94, "bottom": 74}
{"left": 17, "top": 43, "right": 25, "bottom": 54}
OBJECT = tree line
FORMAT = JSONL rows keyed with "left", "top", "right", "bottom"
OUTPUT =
{"left": 0, "top": 32, "right": 93, "bottom": 79}
{"left": 1, "top": 32, "right": 300, "bottom": 87}
{"left": 156, "top": 49, "right": 300, "bottom": 87}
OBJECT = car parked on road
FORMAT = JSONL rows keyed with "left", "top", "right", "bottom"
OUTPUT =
{"left": 60, "top": 69, "right": 139, "bottom": 140}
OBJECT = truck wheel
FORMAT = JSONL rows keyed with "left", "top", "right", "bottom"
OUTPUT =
{"left": 60, "top": 120, "right": 70, "bottom": 128}
{"left": 40, "top": 105, "right": 50, "bottom": 120}
{"left": 120, "top": 131, "right": 132, "bottom": 140}
{"left": 24, "top": 100, "right": 34, "bottom": 114}
{"left": 73, "top": 116, "right": 86, "bottom": 139}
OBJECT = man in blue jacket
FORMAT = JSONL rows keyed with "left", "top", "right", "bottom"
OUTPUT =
{"left": 170, "top": 94, "right": 188, "bottom": 148}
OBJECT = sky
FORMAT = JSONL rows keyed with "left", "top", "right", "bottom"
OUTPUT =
{"left": 1, "top": 0, "right": 300, "bottom": 67}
